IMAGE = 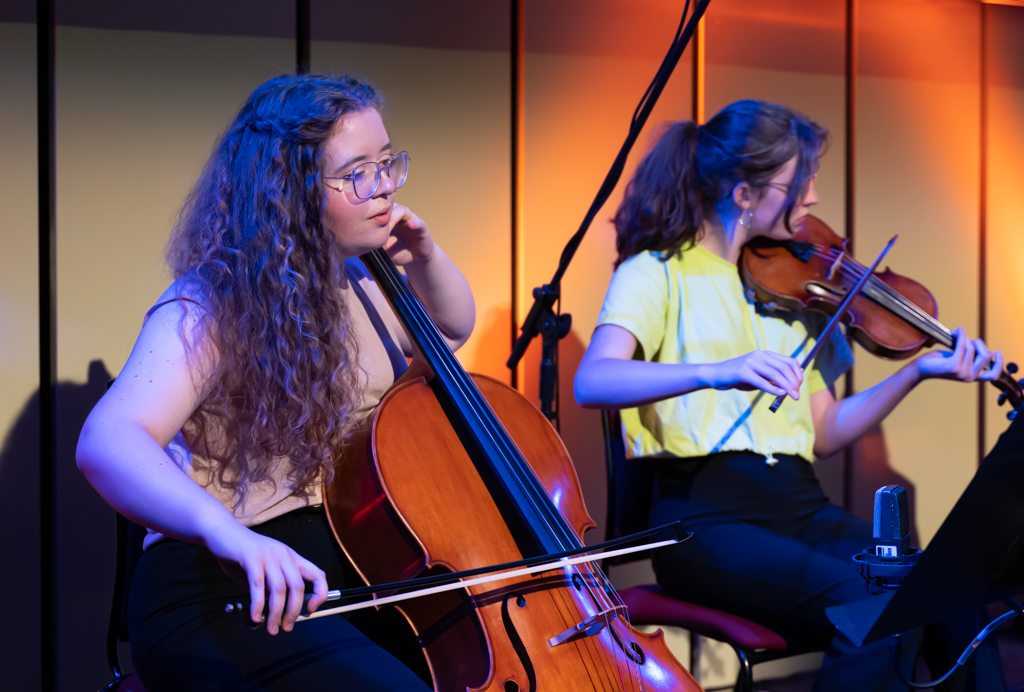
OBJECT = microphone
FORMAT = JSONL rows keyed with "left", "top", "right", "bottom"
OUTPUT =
{"left": 872, "top": 485, "right": 911, "bottom": 559}
{"left": 853, "top": 485, "right": 921, "bottom": 594}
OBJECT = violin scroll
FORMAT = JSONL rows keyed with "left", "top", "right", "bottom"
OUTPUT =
{"left": 994, "top": 362, "right": 1024, "bottom": 420}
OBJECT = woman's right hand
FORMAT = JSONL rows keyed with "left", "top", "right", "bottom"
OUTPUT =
{"left": 202, "top": 520, "right": 328, "bottom": 635}
{"left": 708, "top": 350, "right": 804, "bottom": 400}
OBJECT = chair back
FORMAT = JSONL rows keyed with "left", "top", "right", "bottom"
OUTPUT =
{"left": 103, "top": 377, "right": 148, "bottom": 679}
{"left": 602, "top": 409, "right": 657, "bottom": 566}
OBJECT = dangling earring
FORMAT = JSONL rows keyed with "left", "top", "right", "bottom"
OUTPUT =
{"left": 737, "top": 209, "right": 754, "bottom": 228}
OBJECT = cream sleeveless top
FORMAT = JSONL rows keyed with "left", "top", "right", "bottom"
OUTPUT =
{"left": 143, "top": 259, "right": 409, "bottom": 549}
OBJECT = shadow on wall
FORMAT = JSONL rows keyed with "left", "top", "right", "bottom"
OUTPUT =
{"left": 0, "top": 359, "right": 117, "bottom": 692}
{"left": 847, "top": 423, "right": 921, "bottom": 542}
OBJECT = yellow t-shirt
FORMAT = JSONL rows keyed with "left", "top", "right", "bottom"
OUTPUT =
{"left": 595, "top": 245, "right": 853, "bottom": 461}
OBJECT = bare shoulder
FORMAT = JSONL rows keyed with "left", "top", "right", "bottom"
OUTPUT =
{"left": 91, "top": 280, "right": 216, "bottom": 447}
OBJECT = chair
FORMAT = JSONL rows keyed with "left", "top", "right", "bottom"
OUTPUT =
{"left": 99, "top": 511, "right": 149, "bottom": 692}
{"left": 602, "top": 410, "right": 821, "bottom": 692}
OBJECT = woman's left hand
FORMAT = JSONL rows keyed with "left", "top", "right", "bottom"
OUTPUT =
{"left": 384, "top": 204, "right": 434, "bottom": 266}
{"left": 916, "top": 326, "right": 1003, "bottom": 383}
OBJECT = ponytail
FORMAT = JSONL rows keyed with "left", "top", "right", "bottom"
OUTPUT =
{"left": 613, "top": 100, "right": 828, "bottom": 267}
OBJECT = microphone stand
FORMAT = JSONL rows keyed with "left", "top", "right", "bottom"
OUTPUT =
{"left": 507, "top": 0, "right": 713, "bottom": 424}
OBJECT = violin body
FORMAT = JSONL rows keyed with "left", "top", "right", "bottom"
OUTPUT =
{"left": 741, "top": 215, "right": 1024, "bottom": 413}
{"left": 741, "top": 215, "right": 939, "bottom": 360}
{"left": 325, "top": 366, "right": 700, "bottom": 692}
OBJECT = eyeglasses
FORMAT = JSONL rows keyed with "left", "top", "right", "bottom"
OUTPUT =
{"left": 324, "top": 151, "right": 410, "bottom": 199}
{"left": 763, "top": 174, "right": 816, "bottom": 196}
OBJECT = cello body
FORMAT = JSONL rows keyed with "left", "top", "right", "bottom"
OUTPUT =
{"left": 324, "top": 368, "right": 700, "bottom": 692}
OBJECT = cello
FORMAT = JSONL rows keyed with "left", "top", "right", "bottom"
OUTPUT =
{"left": 322, "top": 249, "right": 702, "bottom": 692}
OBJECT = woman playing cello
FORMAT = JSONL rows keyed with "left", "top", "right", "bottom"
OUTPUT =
{"left": 574, "top": 100, "right": 1007, "bottom": 691}
{"left": 76, "top": 73, "right": 474, "bottom": 690}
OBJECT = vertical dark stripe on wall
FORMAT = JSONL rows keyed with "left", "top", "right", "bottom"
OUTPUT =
{"left": 37, "top": 0, "right": 57, "bottom": 689}
{"left": 842, "top": 0, "right": 858, "bottom": 510}
{"left": 510, "top": 0, "right": 524, "bottom": 389}
{"left": 978, "top": 4, "right": 988, "bottom": 465}
{"left": 691, "top": 17, "right": 704, "bottom": 124}
{"left": 296, "top": 0, "right": 311, "bottom": 75}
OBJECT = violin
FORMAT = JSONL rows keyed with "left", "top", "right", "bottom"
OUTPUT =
{"left": 321, "top": 250, "right": 702, "bottom": 692}
{"left": 740, "top": 215, "right": 1024, "bottom": 417}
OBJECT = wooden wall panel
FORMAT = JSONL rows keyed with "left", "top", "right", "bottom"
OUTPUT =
{"left": 313, "top": 41, "right": 512, "bottom": 383}
{"left": 0, "top": 21, "right": 41, "bottom": 692}
{"left": 983, "top": 4, "right": 1024, "bottom": 457}
{"left": 853, "top": 0, "right": 981, "bottom": 546}
{"left": 521, "top": 11, "right": 694, "bottom": 543}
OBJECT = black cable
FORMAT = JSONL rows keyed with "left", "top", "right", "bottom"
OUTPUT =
{"left": 890, "top": 599, "right": 1022, "bottom": 689}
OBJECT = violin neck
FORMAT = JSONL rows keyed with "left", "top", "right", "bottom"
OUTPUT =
{"left": 360, "top": 249, "right": 581, "bottom": 557}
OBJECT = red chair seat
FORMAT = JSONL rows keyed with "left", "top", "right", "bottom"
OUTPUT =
{"left": 619, "top": 584, "right": 789, "bottom": 652}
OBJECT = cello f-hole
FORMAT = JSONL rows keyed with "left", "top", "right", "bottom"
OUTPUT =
{"left": 501, "top": 592, "right": 537, "bottom": 692}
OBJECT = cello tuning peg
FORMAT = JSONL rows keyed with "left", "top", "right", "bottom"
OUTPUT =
{"left": 1007, "top": 362, "right": 1018, "bottom": 374}
{"left": 998, "top": 393, "right": 1007, "bottom": 406}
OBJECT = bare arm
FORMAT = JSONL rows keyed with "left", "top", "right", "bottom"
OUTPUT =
{"left": 76, "top": 300, "right": 327, "bottom": 634}
{"left": 574, "top": 324, "right": 805, "bottom": 408}
{"left": 812, "top": 326, "right": 1002, "bottom": 457}
{"left": 384, "top": 204, "right": 475, "bottom": 351}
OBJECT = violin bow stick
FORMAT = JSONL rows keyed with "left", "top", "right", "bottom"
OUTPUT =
{"left": 769, "top": 235, "right": 898, "bottom": 413}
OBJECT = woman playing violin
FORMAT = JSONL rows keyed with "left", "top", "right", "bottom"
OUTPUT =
{"left": 76, "top": 73, "right": 475, "bottom": 690}
{"left": 575, "top": 100, "right": 1006, "bottom": 691}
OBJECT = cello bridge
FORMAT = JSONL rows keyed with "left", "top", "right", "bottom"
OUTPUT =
{"left": 547, "top": 605, "right": 628, "bottom": 647}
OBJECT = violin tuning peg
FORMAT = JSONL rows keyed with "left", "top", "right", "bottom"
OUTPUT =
{"left": 1008, "top": 410, "right": 1018, "bottom": 421}
{"left": 998, "top": 393, "right": 1007, "bottom": 406}
{"left": 1007, "top": 362, "right": 1018, "bottom": 374}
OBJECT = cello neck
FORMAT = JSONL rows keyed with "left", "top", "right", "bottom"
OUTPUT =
{"left": 360, "top": 249, "right": 581, "bottom": 556}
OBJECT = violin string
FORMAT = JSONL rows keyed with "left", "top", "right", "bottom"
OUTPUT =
{"left": 802, "top": 246, "right": 951, "bottom": 339}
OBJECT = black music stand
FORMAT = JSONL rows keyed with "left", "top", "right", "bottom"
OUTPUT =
{"left": 826, "top": 412, "right": 1024, "bottom": 646}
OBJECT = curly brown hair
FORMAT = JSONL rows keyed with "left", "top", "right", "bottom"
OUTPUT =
{"left": 166, "top": 73, "right": 384, "bottom": 504}
{"left": 613, "top": 99, "right": 828, "bottom": 267}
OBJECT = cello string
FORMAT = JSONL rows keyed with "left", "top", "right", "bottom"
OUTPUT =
{"left": 371, "top": 251, "right": 657, "bottom": 689}
{"left": 369, "top": 251, "right": 582, "bottom": 550}
{"left": 370, "top": 253, "right": 631, "bottom": 685}
{"left": 571, "top": 562, "right": 632, "bottom": 687}
{"left": 578, "top": 560, "right": 646, "bottom": 691}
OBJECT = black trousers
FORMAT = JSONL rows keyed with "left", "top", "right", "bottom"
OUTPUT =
{"left": 650, "top": 452, "right": 1006, "bottom": 692}
{"left": 128, "top": 505, "right": 432, "bottom": 692}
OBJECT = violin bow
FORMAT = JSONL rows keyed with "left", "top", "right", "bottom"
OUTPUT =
{"left": 770, "top": 235, "right": 897, "bottom": 413}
